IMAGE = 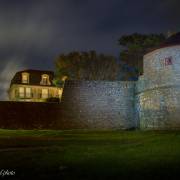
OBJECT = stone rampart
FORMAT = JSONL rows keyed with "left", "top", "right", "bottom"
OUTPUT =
{"left": 61, "top": 80, "right": 136, "bottom": 129}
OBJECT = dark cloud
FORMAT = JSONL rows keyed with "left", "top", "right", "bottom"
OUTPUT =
{"left": 0, "top": 0, "right": 180, "bottom": 99}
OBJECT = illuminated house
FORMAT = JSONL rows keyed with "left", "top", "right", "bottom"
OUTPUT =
{"left": 8, "top": 69, "right": 63, "bottom": 102}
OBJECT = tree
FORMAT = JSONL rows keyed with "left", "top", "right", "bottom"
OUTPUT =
{"left": 118, "top": 33, "right": 166, "bottom": 76}
{"left": 55, "top": 51, "right": 119, "bottom": 81}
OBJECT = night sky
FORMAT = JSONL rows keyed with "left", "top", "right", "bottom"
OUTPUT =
{"left": 0, "top": 0, "right": 180, "bottom": 99}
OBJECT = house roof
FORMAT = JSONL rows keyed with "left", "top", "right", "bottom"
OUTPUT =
{"left": 10, "top": 69, "right": 56, "bottom": 87}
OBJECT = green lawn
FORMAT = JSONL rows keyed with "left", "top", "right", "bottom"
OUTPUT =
{"left": 0, "top": 129, "right": 180, "bottom": 179}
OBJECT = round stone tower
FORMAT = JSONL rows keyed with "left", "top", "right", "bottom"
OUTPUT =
{"left": 136, "top": 32, "right": 180, "bottom": 129}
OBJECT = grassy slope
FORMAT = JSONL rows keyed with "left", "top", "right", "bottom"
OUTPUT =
{"left": 0, "top": 129, "right": 180, "bottom": 179}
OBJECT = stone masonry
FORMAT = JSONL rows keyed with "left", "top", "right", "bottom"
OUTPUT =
{"left": 61, "top": 44, "right": 180, "bottom": 130}
{"left": 136, "top": 45, "right": 180, "bottom": 129}
{"left": 61, "top": 81, "right": 136, "bottom": 129}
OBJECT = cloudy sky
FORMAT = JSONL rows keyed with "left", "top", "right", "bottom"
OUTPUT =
{"left": 0, "top": 0, "right": 180, "bottom": 99}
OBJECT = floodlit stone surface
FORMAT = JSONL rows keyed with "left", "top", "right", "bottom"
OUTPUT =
{"left": 136, "top": 45, "right": 180, "bottom": 129}
{"left": 61, "top": 81, "right": 136, "bottom": 129}
{"left": 61, "top": 46, "right": 180, "bottom": 130}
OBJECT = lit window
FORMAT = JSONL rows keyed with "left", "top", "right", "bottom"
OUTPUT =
{"left": 22, "top": 73, "right": 29, "bottom": 84}
{"left": 42, "top": 76, "right": 48, "bottom": 85}
{"left": 26, "top": 88, "right": 31, "bottom": 98}
{"left": 19, "top": 87, "right": 24, "bottom": 98}
{"left": 41, "top": 74, "right": 49, "bottom": 85}
{"left": 58, "top": 89, "right": 62, "bottom": 98}
{"left": 42, "top": 89, "right": 48, "bottom": 98}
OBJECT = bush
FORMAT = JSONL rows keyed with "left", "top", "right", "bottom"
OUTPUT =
{"left": 46, "top": 97, "right": 60, "bottom": 103}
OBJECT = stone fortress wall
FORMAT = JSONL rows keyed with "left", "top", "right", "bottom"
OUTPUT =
{"left": 61, "top": 81, "right": 136, "bottom": 129}
{"left": 136, "top": 45, "right": 180, "bottom": 129}
{"left": 61, "top": 45, "right": 180, "bottom": 130}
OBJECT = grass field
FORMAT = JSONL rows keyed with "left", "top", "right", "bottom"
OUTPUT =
{"left": 0, "top": 129, "right": 180, "bottom": 179}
